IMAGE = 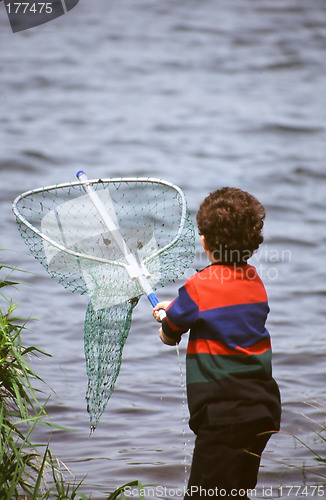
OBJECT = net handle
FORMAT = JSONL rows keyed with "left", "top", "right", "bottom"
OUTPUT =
{"left": 76, "top": 171, "right": 166, "bottom": 321}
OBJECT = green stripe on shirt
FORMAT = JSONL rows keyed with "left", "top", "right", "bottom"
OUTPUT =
{"left": 186, "top": 351, "right": 272, "bottom": 385}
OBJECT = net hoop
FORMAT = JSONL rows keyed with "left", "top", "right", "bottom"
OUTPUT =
{"left": 12, "top": 176, "right": 189, "bottom": 272}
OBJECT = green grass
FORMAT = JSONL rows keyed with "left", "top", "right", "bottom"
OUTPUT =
{"left": 0, "top": 257, "right": 87, "bottom": 498}
{"left": 301, "top": 400, "right": 326, "bottom": 466}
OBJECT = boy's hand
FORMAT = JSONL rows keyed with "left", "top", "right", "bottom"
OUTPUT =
{"left": 153, "top": 301, "right": 178, "bottom": 346}
{"left": 153, "top": 301, "right": 172, "bottom": 322}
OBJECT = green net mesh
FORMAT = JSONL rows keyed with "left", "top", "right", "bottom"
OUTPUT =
{"left": 84, "top": 298, "right": 139, "bottom": 426}
{"left": 13, "top": 177, "right": 195, "bottom": 428}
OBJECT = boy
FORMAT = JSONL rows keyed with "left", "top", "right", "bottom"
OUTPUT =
{"left": 153, "top": 187, "right": 281, "bottom": 499}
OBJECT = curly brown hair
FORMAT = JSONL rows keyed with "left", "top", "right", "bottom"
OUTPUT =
{"left": 196, "top": 187, "right": 265, "bottom": 263}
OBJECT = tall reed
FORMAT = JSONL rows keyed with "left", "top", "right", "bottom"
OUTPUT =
{"left": 0, "top": 256, "right": 87, "bottom": 498}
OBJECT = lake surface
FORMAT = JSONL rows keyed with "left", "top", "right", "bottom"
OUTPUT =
{"left": 1, "top": 0, "right": 326, "bottom": 498}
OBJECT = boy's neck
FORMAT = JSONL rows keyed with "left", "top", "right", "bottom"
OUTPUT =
{"left": 207, "top": 251, "right": 218, "bottom": 264}
{"left": 206, "top": 251, "right": 247, "bottom": 266}
{"left": 201, "top": 237, "right": 247, "bottom": 265}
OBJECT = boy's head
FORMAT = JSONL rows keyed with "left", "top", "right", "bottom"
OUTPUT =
{"left": 196, "top": 187, "right": 265, "bottom": 264}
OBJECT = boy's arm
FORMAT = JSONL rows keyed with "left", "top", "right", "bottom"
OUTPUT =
{"left": 153, "top": 284, "right": 199, "bottom": 346}
{"left": 159, "top": 326, "right": 179, "bottom": 346}
{"left": 153, "top": 301, "right": 180, "bottom": 346}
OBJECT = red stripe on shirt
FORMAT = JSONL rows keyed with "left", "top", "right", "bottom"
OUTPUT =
{"left": 185, "top": 265, "right": 268, "bottom": 311}
{"left": 187, "top": 338, "right": 271, "bottom": 356}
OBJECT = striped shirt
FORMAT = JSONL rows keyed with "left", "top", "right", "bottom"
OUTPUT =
{"left": 162, "top": 263, "right": 281, "bottom": 433}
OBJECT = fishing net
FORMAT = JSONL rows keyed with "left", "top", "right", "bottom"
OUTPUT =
{"left": 13, "top": 176, "right": 195, "bottom": 428}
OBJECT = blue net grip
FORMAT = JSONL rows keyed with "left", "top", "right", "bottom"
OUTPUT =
{"left": 148, "top": 292, "right": 159, "bottom": 307}
{"left": 148, "top": 293, "right": 166, "bottom": 321}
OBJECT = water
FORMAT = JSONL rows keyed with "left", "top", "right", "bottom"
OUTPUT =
{"left": 175, "top": 343, "right": 189, "bottom": 488}
{"left": 1, "top": 0, "right": 326, "bottom": 497}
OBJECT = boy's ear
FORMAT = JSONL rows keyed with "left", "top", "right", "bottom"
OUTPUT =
{"left": 201, "top": 235, "right": 209, "bottom": 251}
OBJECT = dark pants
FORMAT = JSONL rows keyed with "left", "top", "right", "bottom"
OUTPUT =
{"left": 184, "top": 420, "right": 273, "bottom": 499}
